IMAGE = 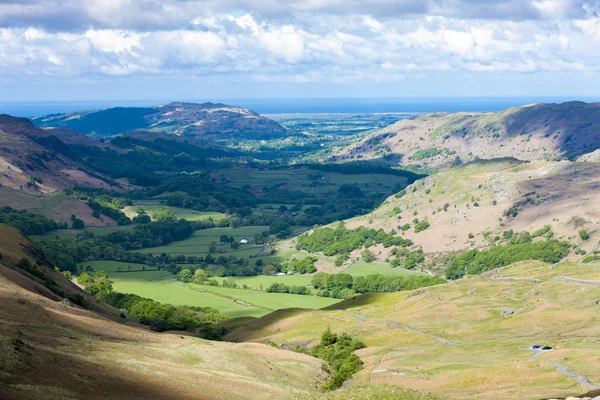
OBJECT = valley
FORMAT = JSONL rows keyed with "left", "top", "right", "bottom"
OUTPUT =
{"left": 1, "top": 101, "right": 600, "bottom": 400}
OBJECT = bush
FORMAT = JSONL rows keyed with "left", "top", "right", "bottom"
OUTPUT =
{"left": 361, "top": 250, "right": 376, "bottom": 263}
{"left": 311, "top": 328, "right": 366, "bottom": 390}
{"left": 579, "top": 229, "right": 590, "bottom": 240}
{"left": 297, "top": 225, "right": 412, "bottom": 256}
{"left": 445, "top": 240, "right": 571, "bottom": 279}
{"left": 100, "top": 291, "right": 226, "bottom": 332}
{"left": 414, "top": 220, "right": 430, "bottom": 233}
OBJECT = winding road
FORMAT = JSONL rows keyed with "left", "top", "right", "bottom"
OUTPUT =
{"left": 525, "top": 348, "right": 599, "bottom": 390}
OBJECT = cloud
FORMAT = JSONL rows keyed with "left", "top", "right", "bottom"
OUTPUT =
{"left": 0, "top": 0, "right": 600, "bottom": 88}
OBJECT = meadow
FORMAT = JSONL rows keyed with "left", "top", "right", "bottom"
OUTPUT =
{"left": 194, "top": 283, "right": 341, "bottom": 310}
{"left": 124, "top": 199, "right": 227, "bottom": 221}
{"left": 212, "top": 167, "right": 409, "bottom": 196}
{"left": 112, "top": 279, "right": 269, "bottom": 318}
{"left": 44, "top": 224, "right": 137, "bottom": 240}
{"left": 224, "top": 261, "right": 600, "bottom": 399}
{"left": 134, "top": 226, "right": 270, "bottom": 256}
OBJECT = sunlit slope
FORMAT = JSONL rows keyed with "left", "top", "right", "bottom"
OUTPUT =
{"left": 340, "top": 159, "right": 600, "bottom": 256}
{"left": 225, "top": 261, "right": 600, "bottom": 400}
{"left": 334, "top": 101, "right": 600, "bottom": 168}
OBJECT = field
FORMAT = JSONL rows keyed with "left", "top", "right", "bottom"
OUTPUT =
{"left": 112, "top": 279, "right": 269, "bottom": 318}
{"left": 342, "top": 263, "right": 427, "bottom": 277}
{"left": 44, "top": 225, "right": 138, "bottom": 240}
{"left": 225, "top": 261, "right": 600, "bottom": 400}
{"left": 212, "top": 166, "right": 409, "bottom": 197}
{"left": 134, "top": 226, "right": 270, "bottom": 256}
{"left": 124, "top": 200, "right": 227, "bottom": 221}
{"left": 195, "top": 283, "right": 341, "bottom": 311}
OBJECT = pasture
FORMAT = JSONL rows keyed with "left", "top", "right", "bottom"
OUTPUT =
{"left": 212, "top": 166, "right": 409, "bottom": 196}
{"left": 124, "top": 200, "right": 227, "bottom": 221}
{"left": 112, "top": 279, "right": 269, "bottom": 318}
{"left": 45, "top": 225, "right": 137, "bottom": 240}
{"left": 135, "top": 226, "right": 269, "bottom": 256}
{"left": 196, "top": 283, "right": 341, "bottom": 311}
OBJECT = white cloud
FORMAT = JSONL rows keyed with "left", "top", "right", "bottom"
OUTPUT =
{"left": 0, "top": 2, "right": 599, "bottom": 84}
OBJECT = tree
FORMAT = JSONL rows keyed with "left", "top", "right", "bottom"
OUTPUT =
{"left": 153, "top": 209, "right": 177, "bottom": 222}
{"left": 72, "top": 218, "right": 85, "bottom": 229}
{"left": 220, "top": 235, "right": 231, "bottom": 244}
{"left": 209, "top": 241, "right": 218, "bottom": 253}
{"left": 254, "top": 233, "right": 265, "bottom": 245}
{"left": 92, "top": 210, "right": 101, "bottom": 219}
{"left": 177, "top": 269, "right": 193, "bottom": 283}
{"left": 579, "top": 229, "right": 590, "bottom": 240}
{"left": 193, "top": 269, "right": 207, "bottom": 283}
{"left": 361, "top": 250, "right": 376, "bottom": 263}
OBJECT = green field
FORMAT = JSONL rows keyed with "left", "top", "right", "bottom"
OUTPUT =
{"left": 125, "top": 200, "right": 227, "bottom": 221}
{"left": 135, "top": 226, "right": 269, "bottom": 256}
{"left": 112, "top": 280, "right": 269, "bottom": 318}
{"left": 44, "top": 225, "right": 137, "bottom": 240}
{"left": 79, "top": 260, "right": 156, "bottom": 273}
{"left": 196, "top": 283, "right": 341, "bottom": 310}
{"left": 215, "top": 274, "right": 314, "bottom": 289}
{"left": 342, "top": 263, "right": 427, "bottom": 277}
{"left": 213, "top": 167, "right": 408, "bottom": 197}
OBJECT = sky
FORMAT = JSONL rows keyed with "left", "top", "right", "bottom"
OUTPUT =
{"left": 1, "top": 0, "right": 600, "bottom": 102}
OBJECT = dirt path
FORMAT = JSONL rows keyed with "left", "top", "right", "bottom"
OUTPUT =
{"left": 338, "top": 309, "right": 365, "bottom": 322}
{"left": 389, "top": 322, "right": 455, "bottom": 345}
{"left": 524, "top": 348, "right": 599, "bottom": 390}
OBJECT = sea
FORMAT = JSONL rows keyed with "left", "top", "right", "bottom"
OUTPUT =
{"left": 1, "top": 97, "right": 599, "bottom": 118}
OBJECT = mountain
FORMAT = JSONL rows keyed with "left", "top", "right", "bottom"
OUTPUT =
{"left": 32, "top": 102, "right": 290, "bottom": 140}
{"left": 0, "top": 115, "right": 121, "bottom": 194}
{"left": 326, "top": 158, "right": 600, "bottom": 267}
{"left": 333, "top": 102, "right": 600, "bottom": 168}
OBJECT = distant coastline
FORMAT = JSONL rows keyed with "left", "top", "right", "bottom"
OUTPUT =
{"left": 2, "top": 96, "right": 600, "bottom": 117}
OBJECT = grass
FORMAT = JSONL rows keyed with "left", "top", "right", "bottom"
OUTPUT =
{"left": 43, "top": 225, "right": 137, "bottom": 240}
{"left": 125, "top": 200, "right": 227, "bottom": 221}
{"left": 78, "top": 260, "right": 158, "bottom": 273}
{"left": 194, "top": 283, "right": 341, "bottom": 310}
{"left": 213, "top": 167, "right": 409, "bottom": 197}
{"left": 214, "top": 274, "right": 314, "bottom": 289}
{"left": 135, "top": 226, "right": 269, "bottom": 256}
{"left": 342, "top": 263, "right": 427, "bottom": 277}
{"left": 112, "top": 279, "right": 268, "bottom": 318}
{"left": 224, "top": 261, "right": 600, "bottom": 399}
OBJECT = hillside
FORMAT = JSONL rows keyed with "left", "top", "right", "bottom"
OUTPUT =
{"left": 0, "top": 223, "right": 442, "bottom": 400}
{"left": 224, "top": 260, "right": 600, "bottom": 400}
{"left": 331, "top": 158, "right": 600, "bottom": 262}
{"left": 0, "top": 115, "right": 121, "bottom": 194}
{"left": 32, "top": 102, "right": 290, "bottom": 140}
{"left": 333, "top": 102, "right": 600, "bottom": 168}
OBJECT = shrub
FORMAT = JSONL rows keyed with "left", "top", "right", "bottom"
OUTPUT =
{"left": 311, "top": 328, "right": 366, "bottom": 390}
{"left": 414, "top": 220, "right": 430, "bottom": 233}
{"left": 445, "top": 240, "right": 571, "bottom": 279}
{"left": 579, "top": 230, "right": 590, "bottom": 240}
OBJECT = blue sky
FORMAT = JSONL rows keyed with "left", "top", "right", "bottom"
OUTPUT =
{"left": 1, "top": 0, "right": 600, "bottom": 101}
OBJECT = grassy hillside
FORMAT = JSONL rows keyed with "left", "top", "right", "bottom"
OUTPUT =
{"left": 333, "top": 159, "right": 600, "bottom": 267}
{"left": 333, "top": 102, "right": 600, "bottom": 168}
{"left": 0, "top": 224, "right": 440, "bottom": 400}
{"left": 224, "top": 260, "right": 600, "bottom": 400}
